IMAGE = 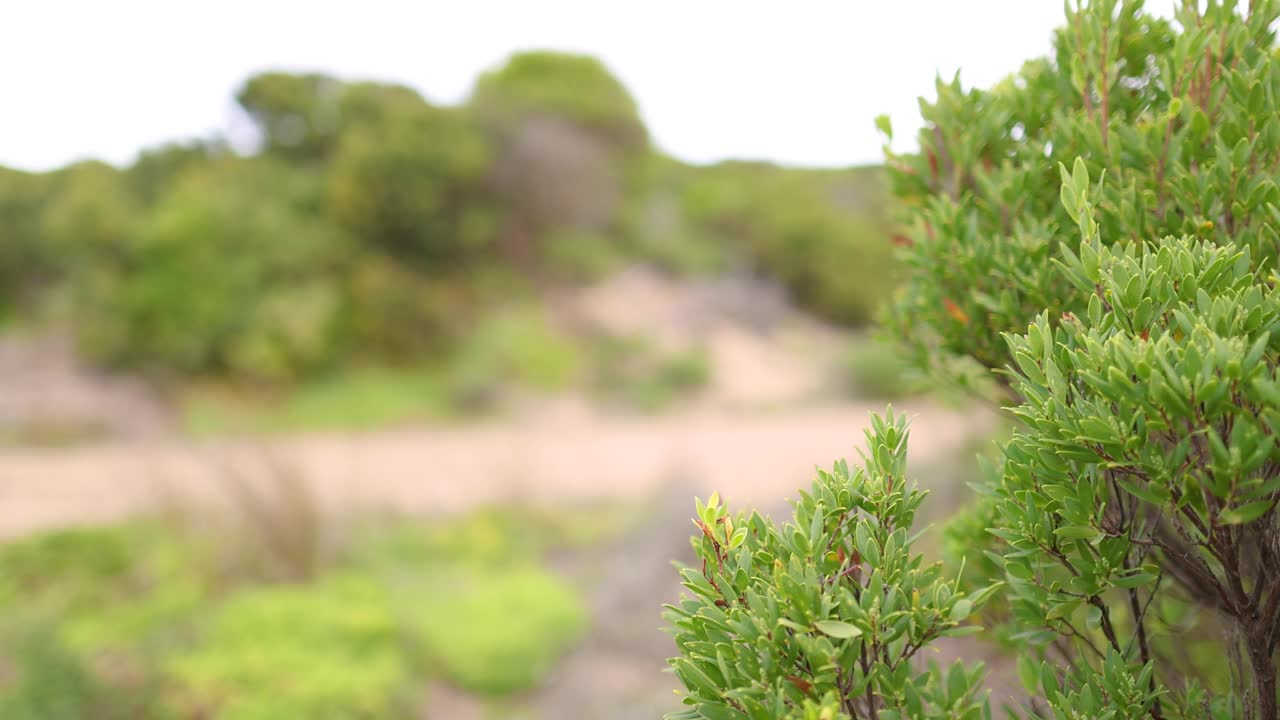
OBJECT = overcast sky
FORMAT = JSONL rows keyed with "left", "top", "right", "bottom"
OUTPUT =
{"left": 2, "top": 1, "right": 1075, "bottom": 172}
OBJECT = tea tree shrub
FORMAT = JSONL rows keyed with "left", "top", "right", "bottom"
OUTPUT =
{"left": 669, "top": 1, "right": 1280, "bottom": 718}
{"left": 667, "top": 413, "right": 999, "bottom": 720}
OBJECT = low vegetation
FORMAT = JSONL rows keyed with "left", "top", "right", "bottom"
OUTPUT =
{"left": 0, "top": 505, "right": 628, "bottom": 718}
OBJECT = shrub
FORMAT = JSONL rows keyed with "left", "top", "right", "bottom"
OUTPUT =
{"left": 542, "top": 227, "right": 627, "bottom": 282}
{"left": 671, "top": 1, "right": 1280, "bottom": 718}
{"left": 341, "top": 254, "right": 471, "bottom": 363}
{"left": 470, "top": 51, "right": 648, "bottom": 266}
{"left": 235, "top": 72, "right": 346, "bottom": 162}
{"left": 446, "top": 305, "right": 583, "bottom": 407}
{"left": 588, "top": 335, "right": 711, "bottom": 412}
{"left": 0, "top": 626, "right": 102, "bottom": 720}
{"left": 844, "top": 338, "right": 922, "bottom": 399}
{"left": 75, "top": 157, "right": 347, "bottom": 381}
{"left": 0, "top": 525, "right": 208, "bottom": 641}
{"left": 667, "top": 412, "right": 998, "bottom": 719}
{"left": 469, "top": 51, "right": 648, "bottom": 152}
{"left": 0, "top": 510, "right": 595, "bottom": 718}
{"left": 326, "top": 104, "right": 495, "bottom": 264}
{"left": 0, "top": 167, "right": 52, "bottom": 321}
{"left": 682, "top": 163, "right": 898, "bottom": 326}
{"left": 414, "top": 567, "right": 586, "bottom": 695}
{"left": 39, "top": 161, "right": 139, "bottom": 274}
{"left": 354, "top": 512, "right": 589, "bottom": 696}
{"left": 0, "top": 525, "right": 210, "bottom": 717}
{"left": 181, "top": 366, "right": 455, "bottom": 436}
{"left": 168, "top": 574, "right": 413, "bottom": 719}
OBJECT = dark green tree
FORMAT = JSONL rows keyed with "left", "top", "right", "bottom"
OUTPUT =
{"left": 469, "top": 51, "right": 649, "bottom": 265}
{"left": 235, "top": 72, "right": 345, "bottom": 162}
{"left": 326, "top": 104, "right": 494, "bottom": 264}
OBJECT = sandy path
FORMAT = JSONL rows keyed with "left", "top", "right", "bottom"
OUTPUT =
{"left": 0, "top": 400, "right": 995, "bottom": 539}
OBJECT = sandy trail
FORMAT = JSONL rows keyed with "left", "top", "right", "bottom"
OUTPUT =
{"left": 0, "top": 400, "right": 994, "bottom": 539}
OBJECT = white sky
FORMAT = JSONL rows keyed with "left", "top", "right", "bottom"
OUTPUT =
{"left": 1, "top": 1, "right": 1075, "bottom": 172}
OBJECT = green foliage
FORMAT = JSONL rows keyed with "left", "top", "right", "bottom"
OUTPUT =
{"left": 415, "top": 568, "right": 585, "bottom": 695}
{"left": 0, "top": 524, "right": 208, "bottom": 635}
{"left": 675, "top": 2, "right": 1280, "bottom": 718}
{"left": 872, "top": 1, "right": 1280, "bottom": 717}
{"left": 989, "top": 188, "right": 1278, "bottom": 718}
{"left": 588, "top": 335, "right": 711, "bottom": 412}
{"left": 542, "top": 227, "right": 628, "bottom": 282}
{"left": 470, "top": 50, "right": 647, "bottom": 151}
{"left": 0, "top": 627, "right": 103, "bottom": 720}
{"left": 340, "top": 254, "right": 472, "bottom": 362}
{"left": 126, "top": 140, "right": 219, "bottom": 206}
{"left": 621, "top": 155, "right": 737, "bottom": 276}
{"left": 0, "top": 167, "right": 53, "bottom": 310}
{"left": 169, "top": 575, "right": 412, "bottom": 719}
{"left": 181, "top": 366, "right": 454, "bottom": 436}
{"left": 844, "top": 338, "right": 922, "bottom": 399}
{"left": 40, "top": 161, "right": 139, "bottom": 270}
{"left": 884, "top": 0, "right": 1280, "bottom": 383}
{"left": 326, "top": 104, "right": 494, "bottom": 263}
{"left": 449, "top": 306, "right": 584, "bottom": 400}
{"left": 0, "top": 55, "right": 897, "bottom": 407}
{"left": 683, "top": 163, "right": 897, "bottom": 326}
{"left": 77, "top": 157, "right": 346, "bottom": 381}
{"left": 353, "top": 512, "right": 590, "bottom": 696}
{"left": 0, "top": 525, "right": 210, "bottom": 717}
{"left": 235, "top": 72, "right": 346, "bottom": 162}
{"left": 667, "top": 412, "right": 998, "bottom": 719}
{"left": 0, "top": 508, "right": 598, "bottom": 718}
{"left": 470, "top": 51, "right": 651, "bottom": 270}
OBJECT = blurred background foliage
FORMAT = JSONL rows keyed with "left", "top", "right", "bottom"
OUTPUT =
{"left": 0, "top": 507, "right": 608, "bottom": 719}
{"left": 0, "top": 50, "right": 897, "bottom": 403}
{"left": 0, "top": 49, "right": 914, "bottom": 719}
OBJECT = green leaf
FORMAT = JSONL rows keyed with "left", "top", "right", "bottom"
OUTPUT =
{"left": 875, "top": 114, "right": 893, "bottom": 140}
{"left": 1071, "top": 156, "right": 1089, "bottom": 196}
{"left": 814, "top": 620, "right": 863, "bottom": 639}
{"left": 1115, "top": 476, "right": 1170, "bottom": 506}
{"left": 1220, "top": 500, "right": 1273, "bottom": 526}
{"left": 1040, "top": 661, "right": 1059, "bottom": 695}
{"left": 1017, "top": 655, "right": 1039, "bottom": 694}
{"left": 947, "top": 661, "right": 969, "bottom": 701}
{"left": 1113, "top": 572, "right": 1158, "bottom": 589}
{"left": 1085, "top": 604, "right": 1102, "bottom": 630}
{"left": 1054, "top": 525, "right": 1100, "bottom": 541}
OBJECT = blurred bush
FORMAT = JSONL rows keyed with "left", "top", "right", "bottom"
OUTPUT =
{"left": 588, "top": 335, "right": 710, "bottom": 412}
{"left": 326, "top": 104, "right": 494, "bottom": 265}
{"left": 470, "top": 51, "right": 648, "bottom": 151}
{"left": 447, "top": 306, "right": 582, "bottom": 409}
{"left": 416, "top": 568, "right": 584, "bottom": 695}
{"left": 470, "top": 51, "right": 649, "bottom": 272}
{"left": 842, "top": 337, "right": 921, "bottom": 399}
{"left": 0, "top": 525, "right": 211, "bottom": 717}
{"left": 0, "top": 626, "right": 103, "bottom": 720}
{"left": 0, "top": 52, "right": 898, "bottom": 407}
{"left": 73, "top": 157, "right": 347, "bottom": 382}
{"left": 0, "top": 507, "right": 600, "bottom": 717}
{"left": 680, "top": 162, "right": 898, "bottom": 325}
{"left": 169, "top": 575, "right": 412, "bottom": 719}
{"left": 181, "top": 367, "right": 453, "bottom": 436}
